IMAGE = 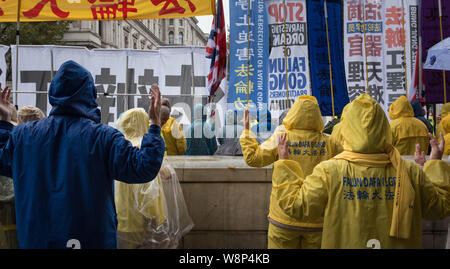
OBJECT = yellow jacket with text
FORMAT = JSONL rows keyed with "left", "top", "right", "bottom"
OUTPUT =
{"left": 389, "top": 96, "right": 429, "bottom": 155}
{"left": 162, "top": 116, "right": 187, "bottom": 155}
{"left": 240, "top": 95, "right": 343, "bottom": 228}
{"left": 272, "top": 94, "right": 450, "bottom": 248}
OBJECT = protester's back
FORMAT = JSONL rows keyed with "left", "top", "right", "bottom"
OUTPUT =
{"left": 241, "top": 95, "right": 342, "bottom": 176}
{"left": 185, "top": 104, "right": 217, "bottom": 155}
{"left": 438, "top": 103, "right": 450, "bottom": 139}
{"left": 215, "top": 110, "right": 244, "bottom": 156}
{"left": 0, "top": 61, "right": 165, "bottom": 248}
{"left": 389, "top": 96, "right": 429, "bottom": 155}
{"left": 272, "top": 94, "right": 450, "bottom": 248}
{"left": 410, "top": 99, "right": 433, "bottom": 134}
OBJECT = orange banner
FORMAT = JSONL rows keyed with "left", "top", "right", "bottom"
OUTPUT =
{"left": 0, "top": 0, "right": 215, "bottom": 22}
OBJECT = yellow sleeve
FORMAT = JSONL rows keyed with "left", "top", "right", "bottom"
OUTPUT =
{"left": 420, "top": 160, "right": 450, "bottom": 220}
{"left": 239, "top": 129, "right": 278, "bottom": 167}
{"left": 174, "top": 122, "right": 187, "bottom": 155}
{"left": 272, "top": 160, "right": 329, "bottom": 222}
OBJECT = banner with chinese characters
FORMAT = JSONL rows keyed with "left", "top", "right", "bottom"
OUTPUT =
{"left": 10, "top": 45, "right": 227, "bottom": 129}
{"left": 307, "top": 0, "right": 349, "bottom": 117}
{"left": 0, "top": 46, "right": 8, "bottom": 89}
{"left": 0, "top": 0, "right": 214, "bottom": 22}
{"left": 266, "top": 0, "right": 310, "bottom": 120}
{"left": 228, "top": 0, "right": 269, "bottom": 116}
{"left": 344, "top": 0, "right": 419, "bottom": 115}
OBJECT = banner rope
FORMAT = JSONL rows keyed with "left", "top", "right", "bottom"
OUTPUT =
{"left": 362, "top": 0, "right": 370, "bottom": 94}
{"left": 324, "top": 0, "right": 336, "bottom": 117}
{"left": 401, "top": 0, "right": 408, "bottom": 98}
{"left": 283, "top": 0, "right": 290, "bottom": 109}
{"left": 438, "top": 0, "right": 447, "bottom": 103}
{"left": 246, "top": 0, "right": 251, "bottom": 107}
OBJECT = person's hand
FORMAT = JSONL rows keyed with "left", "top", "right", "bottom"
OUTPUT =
{"left": 429, "top": 132, "right": 445, "bottom": 161}
{"left": 414, "top": 143, "right": 426, "bottom": 167}
{"left": 244, "top": 108, "right": 250, "bottom": 130}
{"left": 278, "top": 132, "right": 289, "bottom": 160}
{"left": 149, "top": 83, "right": 161, "bottom": 127}
{"left": 0, "top": 83, "right": 12, "bottom": 122}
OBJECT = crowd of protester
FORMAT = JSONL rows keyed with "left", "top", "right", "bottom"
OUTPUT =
{"left": 0, "top": 60, "right": 448, "bottom": 249}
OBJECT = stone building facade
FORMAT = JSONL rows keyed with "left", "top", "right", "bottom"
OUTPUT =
{"left": 63, "top": 17, "right": 208, "bottom": 49}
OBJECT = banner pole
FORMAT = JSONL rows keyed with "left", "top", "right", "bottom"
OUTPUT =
{"left": 438, "top": 0, "right": 447, "bottom": 103}
{"left": 401, "top": 0, "right": 408, "bottom": 98}
{"left": 283, "top": 0, "right": 290, "bottom": 109}
{"left": 324, "top": 0, "right": 335, "bottom": 117}
{"left": 246, "top": 0, "right": 250, "bottom": 107}
{"left": 362, "top": 0, "right": 369, "bottom": 94}
{"left": 15, "top": 0, "right": 21, "bottom": 105}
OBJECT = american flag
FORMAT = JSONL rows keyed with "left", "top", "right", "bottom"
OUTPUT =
{"left": 206, "top": 0, "right": 227, "bottom": 99}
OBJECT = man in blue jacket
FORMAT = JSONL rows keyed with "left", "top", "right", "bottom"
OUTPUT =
{"left": 0, "top": 61, "right": 165, "bottom": 249}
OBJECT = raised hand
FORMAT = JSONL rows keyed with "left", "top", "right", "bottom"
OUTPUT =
{"left": 414, "top": 143, "right": 426, "bottom": 167}
{"left": 0, "top": 83, "right": 12, "bottom": 122}
{"left": 278, "top": 132, "right": 289, "bottom": 160}
{"left": 149, "top": 83, "right": 161, "bottom": 127}
{"left": 429, "top": 133, "right": 445, "bottom": 161}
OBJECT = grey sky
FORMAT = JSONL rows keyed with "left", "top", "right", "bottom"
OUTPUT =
{"left": 196, "top": 0, "right": 230, "bottom": 35}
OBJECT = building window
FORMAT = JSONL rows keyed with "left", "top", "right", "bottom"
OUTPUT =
{"left": 179, "top": 19, "right": 183, "bottom": 26}
{"left": 133, "top": 39, "right": 137, "bottom": 49}
{"left": 169, "top": 31, "right": 174, "bottom": 44}
{"left": 169, "top": 19, "right": 174, "bottom": 26}
{"left": 124, "top": 35, "right": 129, "bottom": 48}
{"left": 178, "top": 32, "right": 183, "bottom": 44}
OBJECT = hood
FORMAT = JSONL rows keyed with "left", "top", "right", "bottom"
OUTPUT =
{"left": 226, "top": 110, "right": 238, "bottom": 125}
{"left": 49, "top": 60, "right": 101, "bottom": 123}
{"left": 441, "top": 102, "right": 450, "bottom": 119}
{"left": 282, "top": 95, "right": 323, "bottom": 131}
{"left": 388, "top": 96, "right": 414, "bottom": 120}
{"left": 340, "top": 94, "right": 392, "bottom": 154}
{"left": 410, "top": 99, "right": 425, "bottom": 117}
{"left": 442, "top": 114, "right": 450, "bottom": 134}
{"left": 116, "top": 108, "right": 149, "bottom": 148}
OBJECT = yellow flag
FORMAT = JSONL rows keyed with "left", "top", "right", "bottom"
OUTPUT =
{"left": 0, "top": 0, "right": 215, "bottom": 22}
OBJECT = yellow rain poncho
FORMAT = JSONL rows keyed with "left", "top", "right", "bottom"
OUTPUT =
{"left": 114, "top": 108, "right": 167, "bottom": 248}
{"left": 272, "top": 94, "right": 450, "bottom": 248}
{"left": 240, "top": 95, "right": 342, "bottom": 249}
{"left": 442, "top": 114, "right": 450, "bottom": 155}
{"left": 438, "top": 103, "right": 450, "bottom": 140}
{"left": 162, "top": 116, "right": 187, "bottom": 155}
{"left": 389, "top": 96, "right": 429, "bottom": 155}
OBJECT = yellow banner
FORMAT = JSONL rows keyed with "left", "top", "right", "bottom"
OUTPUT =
{"left": 0, "top": 0, "right": 215, "bottom": 22}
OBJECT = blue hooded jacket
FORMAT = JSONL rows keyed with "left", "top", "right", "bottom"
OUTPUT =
{"left": 410, "top": 99, "right": 434, "bottom": 134}
{"left": 185, "top": 104, "right": 217, "bottom": 155}
{"left": 0, "top": 61, "right": 165, "bottom": 249}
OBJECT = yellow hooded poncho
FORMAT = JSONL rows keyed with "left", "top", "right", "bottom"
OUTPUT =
{"left": 162, "top": 116, "right": 187, "bottom": 155}
{"left": 240, "top": 95, "right": 342, "bottom": 229}
{"left": 442, "top": 114, "right": 450, "bottom": 155}
{"left": 389, "top": 96, "right": 429, "bottom": 155}
{"left": 114, "top": 108, "right": 167, "bottom": 248}
{"left": 272, "top": 94, "right": 450, "bottom": 248}
{"left": 438, "top": 103, "right": 450, "bottom": 141}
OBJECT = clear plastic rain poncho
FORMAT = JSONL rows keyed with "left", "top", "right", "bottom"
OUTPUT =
{"left": 114, "top": 108, "right": 193, "bottom": 249}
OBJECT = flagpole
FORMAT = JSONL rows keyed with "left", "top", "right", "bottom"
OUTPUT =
{"left": 438, "top": 0, "right": 447, "bottom": 103}
{"left": 324, "top": 0, "right": 335, "bottom": 117}
{"left": 246, "top": 0, "right": 251, "bottom": 107}
{"left": 401, "top": 0, "right": 408, "bottom": 98}
{"left": 15, "top": 0, "right": 21, "bottom": 105}
{"left": 362, "top": 0, "right": 370, "bottom": 94}
{"left": 283, "top": 0, "right": 290, "bottom": 109}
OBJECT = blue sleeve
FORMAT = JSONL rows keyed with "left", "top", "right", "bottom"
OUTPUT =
{"left": 108, "top": 124, "right": 165, "bottom": 183}
{"left": 0, "top": 121, "right": 14, "bottom": 177}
